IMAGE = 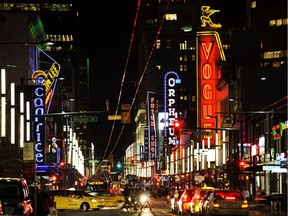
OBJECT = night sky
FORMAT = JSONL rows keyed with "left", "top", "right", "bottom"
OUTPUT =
{"left": 78, "top": 1, "right": 138, "bottom": 161}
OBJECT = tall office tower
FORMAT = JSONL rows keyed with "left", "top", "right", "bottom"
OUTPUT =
{"left": 0, "top": 1, "right": 91, "bottom": 177}
{"left": 246, "top": 0, "right": 287, "bottom": 69}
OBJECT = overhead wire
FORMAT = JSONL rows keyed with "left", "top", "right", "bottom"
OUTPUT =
{"left": 102, "top": 0, "right": 141, "bottom": 160}
{"left": 103, "top": 0, "right": 172, "bottom": 160}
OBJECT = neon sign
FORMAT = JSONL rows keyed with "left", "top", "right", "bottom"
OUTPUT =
{"left": 197, "top": 31, "right": 226, "bottom": 146}
{"left": 271, "top": 120, "right": 288, "bottom": 140}
{"left": 34, "top": 84, "right": 45, "bottom": 164}
{"left": 163, "top": 71, "right": 181, "bottom": 146}
{"left": 200, "top": 6, "right": 222, "bottom": 28}
{"left": 32, "top": 62, "right": 61, "bottom": 111}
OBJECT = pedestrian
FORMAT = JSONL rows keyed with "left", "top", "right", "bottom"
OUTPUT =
{"left": 243, "top": 188, "right": 250, "bottom": 202}
{"left": 121, "top": 184, "right": 131, "bottom": 210}
{"left": 37, "top": 185, "right": 54, "bottom": 216}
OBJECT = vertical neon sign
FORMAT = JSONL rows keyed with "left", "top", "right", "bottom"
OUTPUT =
{"left": 33, "top": 80, "right": 45, "bottom": 165}
{"left": 197, "top": 31, "right": 226, "bottom": 146}
{"left": 147, "top": 92, "right": 157, "bottom": 161}
{"left": 163, "top": 71, "right": 181, "bottom": 146}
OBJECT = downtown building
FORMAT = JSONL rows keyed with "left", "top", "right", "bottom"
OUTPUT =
{"left": 125, "top": 0, "right": 287, "bottom": 199}
{"left": 0, "top": 1, "right": 92, "bottom": 188}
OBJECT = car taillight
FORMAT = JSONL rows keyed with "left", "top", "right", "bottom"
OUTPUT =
{"left": 182, "top": 194, "right": 187, "bottom": 201}
{"left": 225, "top": 196, "right": 236, "bottom": 200}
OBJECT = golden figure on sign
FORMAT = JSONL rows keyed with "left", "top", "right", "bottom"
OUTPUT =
{"left": 200, "top": 6, "right": 222, "bottom": 28}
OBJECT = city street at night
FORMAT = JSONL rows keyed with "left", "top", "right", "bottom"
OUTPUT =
{"left": 56, "top": 197, "right": 287, "bottom": 216}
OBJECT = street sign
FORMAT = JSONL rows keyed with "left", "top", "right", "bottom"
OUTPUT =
{"left": 193, "top": 131, "right": 213, "bottom": 136}
{"left": 88, "top": 159, "right": 100, "bottom": 163}
{"left": 72, "top": 115, "right": 98, "bottom": 123}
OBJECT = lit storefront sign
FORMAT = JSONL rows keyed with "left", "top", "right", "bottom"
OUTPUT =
{"left": 163, "top": 71, "right": 181, "bottom": 146}
{"left": 197, "top": 31, "right": 226, "bottom": 147}
{"left": 271, "top": 120, "right": 288, "bottom": 140}
{"left": 147, "top": 92, "right": 157, "bottom": 161}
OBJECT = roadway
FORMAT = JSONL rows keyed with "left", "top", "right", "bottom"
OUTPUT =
{"left": 57, "top": 197, "right": 287, "bottom": 216}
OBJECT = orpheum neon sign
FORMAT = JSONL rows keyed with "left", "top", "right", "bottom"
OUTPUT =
{"left": 163, "top": 71, "right": 181, "bottom": 145}
{"left": 197, "top": 31, "right": 226, "bottom": 146}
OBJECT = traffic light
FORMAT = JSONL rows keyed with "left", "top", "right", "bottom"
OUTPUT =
{"left": 130, "top": 156, "right": 135, "bottom": 164}
{"left": 239, "top": 160, "right": 246, "bottom": 169}
{"left": 173, "top": 120, "right": 181, "bottom": 138}
{"left": 116, "top": 162, "right": 122, "bottom": 169}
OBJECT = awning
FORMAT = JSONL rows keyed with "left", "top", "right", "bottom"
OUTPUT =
{"left": 244, "top": 165, "right": 263, "bottom": 172}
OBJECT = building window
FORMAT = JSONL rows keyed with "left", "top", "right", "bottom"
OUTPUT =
{"left": 251, "top": 1, "right": 256, "bottom": 9}
{"left": 180, "top": 41, "right": 187, "bottom": 50}
{"left": 180, "top": 55, "right": 187, "bottom": 62}
{"left": 179, "top": 64, "right": 187, "bottom": 71}
{"left": 165, "top": 14, "right": 177, "bottom": 21}
{"left": 156, "top": 39, "right": 161, "bottom": 49}
{"left": 166, "top": 39, "right": 171, "bottom": 49}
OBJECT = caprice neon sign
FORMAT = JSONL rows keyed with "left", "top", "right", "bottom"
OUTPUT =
{"left": 34, "top": 82, "right": 45, "bottom": 164}
{"left": 163, "top": 71, "right": 181, "bottom": 145}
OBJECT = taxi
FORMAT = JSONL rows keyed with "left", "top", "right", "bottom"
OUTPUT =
{"left": 189, "top": 186, "right": 215, "bottom": 216}
{"left": 51, "top": 189, "right": 104, "bottom": 211}
{"left": 87, "top": 190, "right": 125, "bottom": 207}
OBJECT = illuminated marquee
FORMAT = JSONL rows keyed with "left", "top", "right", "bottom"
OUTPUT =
{"left": 197, "top": 31, "right": 226, "bottom": 146}
{"left": 163, "top": 71, "right": 181, "bottom": 146}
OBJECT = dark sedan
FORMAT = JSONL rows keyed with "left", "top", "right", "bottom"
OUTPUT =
{"left": 201, "top": 189, "right": 249, "bottom": 216}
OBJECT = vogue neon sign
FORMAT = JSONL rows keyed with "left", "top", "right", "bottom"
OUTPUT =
{"left": 197, "top": 31, "right": 226, "bottom": 146}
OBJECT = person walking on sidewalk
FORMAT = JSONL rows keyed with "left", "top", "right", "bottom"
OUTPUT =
{"left": 121, "top": 184, "right": 131, "bottom": 210}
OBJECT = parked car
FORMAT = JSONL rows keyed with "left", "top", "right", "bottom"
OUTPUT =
{"left": 190, "top": 186, "right": 215, "bottom": 216}
{"left": 201, "top": 189, "right": 249, "bottom": 216}
{"left": 87, "top": 190, "right": 125, "bottom": 207}
{"left": 177, "top": 187, "right": 197, "bottom": 215}
{"left": 0, "top": 177, "right": 33, "bottom": 216}
{"left": 51, "top": 189, "right": 104, "bottom": 211}
{"left": 169, "top": 189, "right": 184, "bottom": 213}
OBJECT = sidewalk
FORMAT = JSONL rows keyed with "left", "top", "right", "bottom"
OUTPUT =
{"left": 249, "top": 202, "right": 287, "bottom": 216}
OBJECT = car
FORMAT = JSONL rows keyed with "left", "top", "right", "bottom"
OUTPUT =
{"left": 177, "top": 187, "right": 197, "bottom": 215}
{"left": 51, "top": 189, "right": 104, "bottom": 211}
{"left": 87, "top": 190, "right": 125, "bottom": 207}
{"left": 0, "top": 177, "right": 33, "bottom": 216}
{"left": 190, "top": 186, "right": 215, "bottom": 216}
{"left": 201, "top": 189, "right": 249, "bottom": 216}
{"left": 169, "top": 189, "right": 184, "bottom": 213}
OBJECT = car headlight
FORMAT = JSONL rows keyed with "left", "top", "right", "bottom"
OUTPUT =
{"left": 91, "top": 199, "right": 97, "bottom": 202}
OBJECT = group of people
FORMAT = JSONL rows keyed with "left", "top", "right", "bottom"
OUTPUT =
{"left": 121, "top": 184, "right": 152, "bottom": 211}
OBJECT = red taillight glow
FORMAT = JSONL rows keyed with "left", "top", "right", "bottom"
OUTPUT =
{"left": 225, "top": 196, "right": 236, "bottom": 200}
